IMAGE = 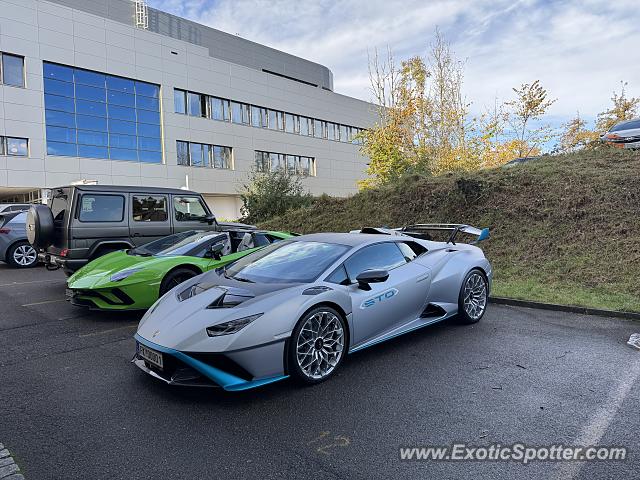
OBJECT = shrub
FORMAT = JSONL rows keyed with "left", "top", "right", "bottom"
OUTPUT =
{"left": 240, "top": 169, "right": 312, "bottom": 224}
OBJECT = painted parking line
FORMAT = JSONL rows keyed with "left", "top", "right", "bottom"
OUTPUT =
{"left": 21, "top": 299, "right": 66, "bottom": 307}
{"left": 78, "top": 324, "right": 137, "bottom": 338}
{"left": 0, "top": 279, "right": 58, "bottom": 288}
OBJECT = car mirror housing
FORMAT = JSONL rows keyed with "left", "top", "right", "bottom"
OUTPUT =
{"left": 201, "top": 214, "right": 217, "bottom": 225}
{"left": 355, "top": 269, "right": 389, "bottom": 290}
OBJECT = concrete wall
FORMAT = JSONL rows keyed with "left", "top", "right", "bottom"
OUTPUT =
{"left": 0, "top": 0, "right": 376, "bottom": 219}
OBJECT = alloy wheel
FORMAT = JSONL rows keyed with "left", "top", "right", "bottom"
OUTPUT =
{"left": 13, "top": 244, "right": 37, "bottom": 267}
{"left": 463, "top": 272, "right": 487, "bottom": 320}
{"left": 296, "top": 310, "right": 345, "bottom": 380}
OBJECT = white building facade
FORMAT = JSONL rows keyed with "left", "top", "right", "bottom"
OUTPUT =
{"left": 0, "top": 0, "right": 375, "bottom": 219}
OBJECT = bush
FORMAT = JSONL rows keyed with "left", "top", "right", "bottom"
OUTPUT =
{"left": 240, "top": 169, "right": 313, "bottom": 224}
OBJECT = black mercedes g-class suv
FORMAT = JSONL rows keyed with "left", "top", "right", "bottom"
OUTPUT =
{"left": 27, "top": 185, "right": 253, "bottom": 275}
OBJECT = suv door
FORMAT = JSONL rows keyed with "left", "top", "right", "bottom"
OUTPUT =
{"left": 171, "top": 194, "right": 213, "bottom": 233}
{"left": 129, "top": 194, "right": 171, "bottom": 246}
{"left": 340, "top": 242, "right": 431, "bottom": 347}
{"left": 72, "top": 192, "right": 129, "bottom": 255}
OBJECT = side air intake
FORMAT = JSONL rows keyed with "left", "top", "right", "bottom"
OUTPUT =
{"left": 420, "top": 303, "right": 447, "bottom": 318}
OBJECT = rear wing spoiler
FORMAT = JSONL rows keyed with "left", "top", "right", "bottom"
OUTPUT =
{"left": 398, "top": 224, "right": 490, "bottom": 245}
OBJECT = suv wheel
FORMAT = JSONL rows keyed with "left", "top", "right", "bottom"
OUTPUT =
{"left": 7, "top": 241, "right": 38, "bottom": 268}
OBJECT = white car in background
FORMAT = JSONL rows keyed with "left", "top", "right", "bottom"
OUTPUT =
{"left": 601, "top": 118, "right": 640, "bottom": 149}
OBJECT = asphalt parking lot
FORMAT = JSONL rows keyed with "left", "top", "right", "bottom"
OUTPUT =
{"left": 0, "top": 264, "right": 638, "bottom": 479}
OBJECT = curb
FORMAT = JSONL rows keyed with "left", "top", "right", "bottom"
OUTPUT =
{"left": 489, "top": 297, "right": 640, "bottom": 321}
{"left": 0, "top": 444, "right": 24, "bottom": 480}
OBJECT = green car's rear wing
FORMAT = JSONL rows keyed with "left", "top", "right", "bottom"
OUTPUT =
{"left": 398, "top": 224, "right": 490, "bottom": 245}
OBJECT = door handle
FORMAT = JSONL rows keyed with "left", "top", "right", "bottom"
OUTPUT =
{"left": 417, "top": 273, "right": 430, "bottom": 282}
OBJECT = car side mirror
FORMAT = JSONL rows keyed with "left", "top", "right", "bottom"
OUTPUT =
{"left": 201, "top": 214, "right": 216, "bottom": 225}
{"left": 355, "top": 269, "right": 389, "bottom": 290}
{"left": 205, "top": 243, "right": 224, "bottom": 260}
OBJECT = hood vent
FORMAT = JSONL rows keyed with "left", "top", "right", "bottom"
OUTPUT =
{"left": 207, "top": 286, "right": 255, "bottom": 309}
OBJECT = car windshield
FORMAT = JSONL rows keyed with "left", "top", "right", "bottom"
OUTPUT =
{"left": 223, "top": 241, "right": 350, "bottom": 284}
{"left": 131, "top": 230, "right": 220, "bottom": 257}
{"left": 610, "top": 119, "right": 640, "bottom": 132}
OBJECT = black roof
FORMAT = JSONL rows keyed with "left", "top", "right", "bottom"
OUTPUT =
{"left": 53, "top": 185, "right": 198, "bottom": 195}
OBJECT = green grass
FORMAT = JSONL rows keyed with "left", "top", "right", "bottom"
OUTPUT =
{"left": 493, "top": 278, "right": 640, "bottom": 312}
{"left": 261, "top": 149, "right": 640, "bottom": 313}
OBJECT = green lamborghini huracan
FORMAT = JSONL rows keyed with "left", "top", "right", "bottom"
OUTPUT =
{"left": 66, "top": 229, "right": 293, "bottom": 311}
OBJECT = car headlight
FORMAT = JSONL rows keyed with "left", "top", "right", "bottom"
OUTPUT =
{"left": 110, "top": 267, "right": 143, "bottom": 282}
{"left": 206, "top": 313, "right": 263, "bottom": 337}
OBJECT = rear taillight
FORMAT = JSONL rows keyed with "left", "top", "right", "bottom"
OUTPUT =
{"left": 60, "top": 248, "right": 69, "bottom": 257}
{"left": 0, "top": 228, "right": 10, "bottom": 234}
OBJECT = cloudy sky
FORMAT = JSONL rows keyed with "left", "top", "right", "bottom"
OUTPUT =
{"left": 148, "top": 0, "right": 639, "bottom": 126}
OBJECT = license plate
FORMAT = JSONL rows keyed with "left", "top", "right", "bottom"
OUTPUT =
{"left": 138, "top": 343, "right": 163, "bottom": 370}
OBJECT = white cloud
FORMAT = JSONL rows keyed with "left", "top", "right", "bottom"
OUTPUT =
{"left": 148, "top": 0, "right": 640, "bottom": 122}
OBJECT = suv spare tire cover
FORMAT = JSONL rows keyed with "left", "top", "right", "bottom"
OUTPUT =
{"left": 26, "top": 205, "right": 55, "bottom": 249}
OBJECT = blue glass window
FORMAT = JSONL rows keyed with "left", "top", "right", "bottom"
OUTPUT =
{"left": 136, "top": 82, "right": 159, "bottom": 98}
{"left": 43, "top": 62, "right": 161, "bottom": 163}
{"left": 108, "top": 105, "right": 136, "bottom": 121}
{"left": 44, "top": 78, "right": 74, "bottom": 97}
{"left": 45, "top": 110, "right": 75, "bottom": 128}
{"left": 77, "top": 114, "right": 108, "bottom": 132}
{"left": 45, "top": 94, "right": 75, "bottom": 113}
{"left": 137, "top": 123, "right": 160, "bottom": 138}
{"left": 136, "top": 96, "right": 159, "bottom": 111}
{"left": 137, "top": 110, "right": 160, "bottom": 124}
{"left": 44, "top": 63, "right": 73, "bottom": 82}
{"left": 75, "top": 69, "right": 105, "bottom": 87}
{"left": 47, "top": 141, "right": 77, "bottom": 156}
{"left": 109, "top": 119, "right": 137, "bottom": 135}
{"left": 110, "top": 148, "right": 138, "bottom": 161}
{"left": 138, "top": 137, "right": 161, "bottom": 151}
{"left": 76, "top": 100, "right": 106, "bottom": 116}
{"left": 46, "top": 126, "right": 76, "bottom": 143}
{"left": 78, "top": 145, "right": 108, "bottom": 159}
{"left": 77, "top": 130, "right": 108, "bottom": 146}
{"left": 107, "top": 76, "right": 134, "bottom": 93}
{"left": 108, "top": 91, "right": 135, "bottom": 107}
{"left": 76, "top": 84, "right": 106, "bottom": 102}
{"left": 109, "top": 133, "right": 137, "bottom": 149}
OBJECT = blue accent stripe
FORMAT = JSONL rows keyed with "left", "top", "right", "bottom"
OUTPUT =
{"left": 348, "top": 314, "right": 454, "bottom": 353}
{"left": 135, "top": 334, "right": 288, "bottom": 391}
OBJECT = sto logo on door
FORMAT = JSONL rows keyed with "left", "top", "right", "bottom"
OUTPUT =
{"left": 360, "top": 288, "right": 398, "bottom": 309}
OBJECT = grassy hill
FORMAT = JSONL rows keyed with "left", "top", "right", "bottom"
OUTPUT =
{"left": 261, "top": 149, "right": 640, "bottom": 312}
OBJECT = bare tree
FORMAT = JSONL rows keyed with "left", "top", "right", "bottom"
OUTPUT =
{"left": 505, "top": 80, "right": 556, "bottom": 158}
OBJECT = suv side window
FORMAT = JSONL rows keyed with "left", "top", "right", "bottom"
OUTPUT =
{"left": 132, "top": 195, "right": 168, "bottom": 222}
{"left": 344, "top": 242, "right": 407, "bottom": 281}
{"left": 78, "top": 194, "right": 124, "bottom": 222}
{"left": 174, "top": 196, "right": 207, "bottom": 222}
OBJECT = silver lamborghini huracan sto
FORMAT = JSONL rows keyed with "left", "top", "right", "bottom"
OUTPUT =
{"left": 133, "top": 225, "right": 492, "bottom": 391}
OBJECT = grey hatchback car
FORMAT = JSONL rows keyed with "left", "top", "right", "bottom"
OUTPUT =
{"left": 0, "top": 211, "right": 38, "bottom": 268}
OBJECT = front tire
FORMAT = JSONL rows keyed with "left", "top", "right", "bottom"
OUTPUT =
{"left": 288, "top": 306, "right": 347, "bottom": 385}
{"left": 159, "top": 267, "right": 198, "bottom": 296}
{"left": 457, "top": 269, "right": 488, "bottom": 324}
{"left": 7, "top": 241, "right": 38, "bottom": 268}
